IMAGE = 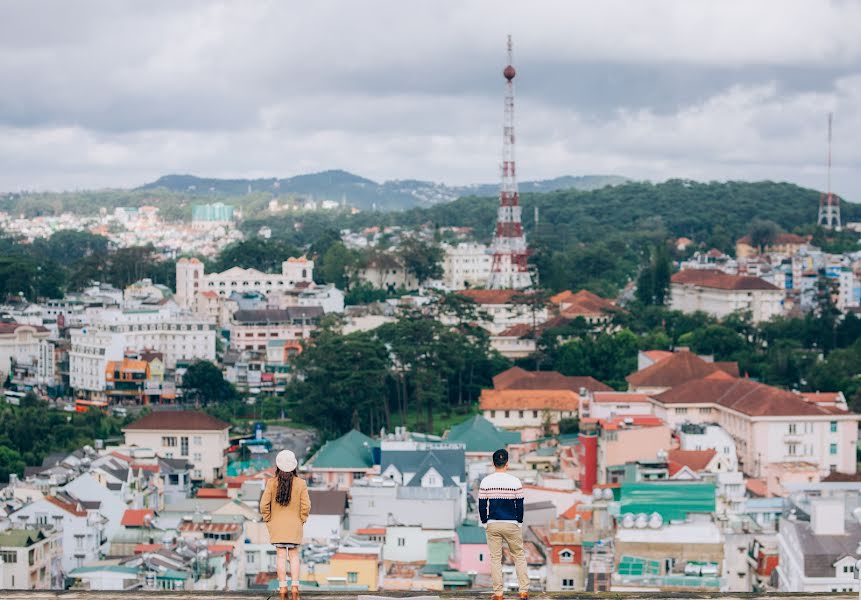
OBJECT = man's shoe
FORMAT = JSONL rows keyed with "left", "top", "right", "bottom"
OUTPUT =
{"left": 519, "top": 593, "right": 528, "bottom": 600}
{"left": 492, "top": 595, "right": 503, "bottom": 600}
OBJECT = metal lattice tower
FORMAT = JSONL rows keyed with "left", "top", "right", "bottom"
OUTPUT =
{"left": 488, "top": 35, "right": 532, "bottom": 290}
{"left": 817, "top": 112, "right": 841, "bottom": 230}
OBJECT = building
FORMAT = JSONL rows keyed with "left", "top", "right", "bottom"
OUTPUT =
{"left": 122, "top": 411, "right": 230, "bottom": 484}
{"left": 227, "top": 307, "right": 323, "bottom": 352}
{"left": 582, "top": 392, "right": 653, "bottom": 421}
{"left": 349, "top": 480, "right": 462, "bottom": 531}
{"left": 445, "top": 415, "right": 522, "bottom": 482}
{"left": 0, "top": 528, "right": 62, "bottom": 590}
{"left": 304, "top": 429, "right": 376, "bottom": 490}
{"left": 736, "top": 232, "right": 809, "bottom": 259}
{"left": 191, "top": 202, "right": 234, "bottom": 229}
{"left": 0, "top": 322, "right": 50, "bottom": 380}
{"left": 304, "top": 490, "right": 348, "bottom": 543}
{"left": 589, "top": 416, "right": 673, "bottom": 485}
{"left": 175, "top": 256, "right": 314, "bottom": 308}
{"left": 441, "top": 243, "right": 492, "bottom": 290}
{"left": 626, "top": 349, "right": 739, "bottom": 395}
{"left": 670, "top": 269, "right": 784, "bottom": 323}
{"left": 451, "top": 289, "right": 547, "bottom": 335}
{"left": 777, "top": 497, "right": 860, "bottom": 592}
{"left": 480, "top": 388, "right": 580, "bottom": 440}
{"left": 529, "top": 521, "right": 584, "bottom": 591}
{"left": 449, "top": 522, "right": 489, "bottom": 575}
{"left": 548, "top": 289, "right": 619, "bottom": 325}
{"left": 494, "top": 366, "right": 611, "bottom": 394}
{"left": 650, "top": 377, "right": 860, "bottom": 477}
{"left": 354, "top": 254, "right": 417, "bottom": 292}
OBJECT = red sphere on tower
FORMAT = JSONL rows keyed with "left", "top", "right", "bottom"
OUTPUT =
{"left": 503, "top": 65, "right": 516, "bottom": 80}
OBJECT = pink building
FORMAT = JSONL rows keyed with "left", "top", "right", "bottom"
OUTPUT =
{"left": 450, "top": 522, "right": 489, "bottom": 574}
{"left": 590, "top": 416, "right": 673, "bottom": 484}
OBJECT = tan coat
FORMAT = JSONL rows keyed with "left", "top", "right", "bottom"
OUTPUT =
{"left": 259, "top": 476, "right": 311, "bottom": 544}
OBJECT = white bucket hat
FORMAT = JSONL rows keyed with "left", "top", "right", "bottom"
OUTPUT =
{"left": 275, "top": 449, "right": 298, "bottom": 472}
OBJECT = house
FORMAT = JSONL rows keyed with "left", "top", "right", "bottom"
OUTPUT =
{"left": 314, "top": 552, "right": 380, "bottom": 591}
{"left": 493, "top": 366, "right": 612, "bottom": 394}
{"left": 9, "top": 493, "right": 108, "bottom": 575}
{"left": 451, "top": 289, "right": 548, "bottom": 335}
{"left": 529, "top": 521, "right": 584, "bottom": 591}
{"left": 626, "top": 349, "right": 739, "bottom": 395}
{"left": 68, "top": 565, "right": 141, "bottom": 591}
{"left": 61, "top": 473, "right": 128, "bottom": 541}
{"left": 122, "top": 411, "right": 230, "bottom": 484}
{"left": 736, "top": 232, "right": 809, "bottom": 259}
{"left": 349, "top": 479, "right": 462, "bottom": 531}
{"left": 650, "top": 377, "right": 860, "bottom": 477}
{"left": 777, "top": 497, "right": 860, "bottom": 592}
{"left": 445, "top": 415, "right": 522, "bottom": 483}
{"left": 581, "top": 391, "right": 653, "bottom": 420}
{"left": 381, "top": 525, "right": 456, "bottom": 564}
{"left": 549, "top": 289, "right": 619, "bottom": 325}
{"left": 0, "top": 322, "right": 50, "bottom": 380}
{"left": 587, "top": 416, "right": 673, "bottom": 485}
{"left": 304, "top": 429, "right": 376, "bottom": 490}
{"left": 449, "top": 521, "right": 489, "bottom": 575}
{"left": 304, "top": 489, "right": 348, "bottom": 542}
{"left": 441, "top": 242, "right": 492, "bottom": 290}
{"left": 670, "top": 269, "right": 784, "bottom": 323}
{"left": 0, "top": 528, "right": 63, "bottom": 589}
{"left": 480, "top": 389, "right": 580, "bottom": 440}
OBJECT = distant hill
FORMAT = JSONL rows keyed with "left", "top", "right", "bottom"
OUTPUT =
{"left": 138, "top": 170, "right": 628, "bottom": 211}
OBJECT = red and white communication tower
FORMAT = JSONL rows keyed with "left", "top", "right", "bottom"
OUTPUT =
{"left": 817, "top": 112, "right": 841, "bottom": 230}
{"left": 488, "top": 35, "right": 532, "bottom": 290}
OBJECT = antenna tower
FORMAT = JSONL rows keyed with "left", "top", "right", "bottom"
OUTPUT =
{"left": 488, "top": 35, "right": 531, "bottom": 289}
{"left": 817, "top": 112, "right": 841, "bottom": 230}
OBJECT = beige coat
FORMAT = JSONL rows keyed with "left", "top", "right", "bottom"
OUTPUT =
{"left": 259, "top": 476, "right": 311, "bottom": 544}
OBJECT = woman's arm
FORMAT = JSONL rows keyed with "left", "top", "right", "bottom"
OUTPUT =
{"left": 259, "top": 480, "right": 273, "bottom": 522}
{"left": 299, "top": 481, "right": 311, "bottom": 523}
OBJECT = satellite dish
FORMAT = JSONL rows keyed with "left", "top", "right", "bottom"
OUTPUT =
{"left": 649, "top": 512, "right": 663, "bottom": 529}
{"left": 622, "top": 513, "right": 635, "bottom": 528}
{"left": 635, "top": 513, "right": 648, "bottom": 528}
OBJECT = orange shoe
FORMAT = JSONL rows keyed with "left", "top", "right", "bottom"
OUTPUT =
{"left": 492, "top": 595, "right": 503, "bottom": 600}
{"left": 520, "top": 593, "right": 529, "bottom": 600}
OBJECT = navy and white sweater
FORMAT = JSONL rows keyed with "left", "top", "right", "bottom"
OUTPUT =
{"left": 478, "top": 471, "right": 524, "bottom": 524}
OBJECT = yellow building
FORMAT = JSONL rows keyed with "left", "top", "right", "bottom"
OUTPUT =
{"left": 309, "top": 553, "right": 379, "bottom": 591}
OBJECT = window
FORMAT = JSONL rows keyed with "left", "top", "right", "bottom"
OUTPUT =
{"left": 245, "top": 551, "right": 256, "bottom": 564}
{"left": 519, "top": 410, "right": 524, "bottom": 418}
{"left": 0, "top": 550, "right": 16, "bottom": 564}
{"left": 559, "top": 549, "right": 574, "bottom": 563}
{"left": 787, "top": 443, "right": 797, "bottom": 456}
{"left": 397, "top": 537, "right": 406, "bottom": 547}
{"left": 36, "top": 513, "right": 48, "bottom": 526}
{"left": 830, "top": 443, "right": 838, "bottom": 455}
{"left": 75, "top": 535, "right": 84, "bottom": 549}
{"left": 193, "top": 436, "right": 202, "bottom": 445}
{"left": 675, "top": 408, "right": 687, "bottom": 415}
{"left": 347, "top": 571, "right": 358, "bottom": 584}
{"left": 561, "top": 578, "right": 575, "bottom": 590}
{"left": 830, "top": 421, "right": 838, "bottom": 433}
{"left": 533, "top": 410, "right": 538, "bottom": 418}
{"left": 193, "top": 469, "right": 202, "bottom": 479}
{"left": 193, "top": 453, "right": 202, "bottom": 462}
{"left": 504, "top": 411, "right": 510, "bottom": 419}
{"left": 490, "top": 411, "right": 496, "bottom": 418}
{"left": 478, "top": 553, "right": 484, "bottom": 562}
{"left": 181, "top": 437, "right": 189, "bottom": 456}
{"left": 162, "top": 436, "right": 177, "bottom": 447}
{"left": 788, "top": 423, "right": 797, "bottom": 434}
{"left": 698, "top": 407, "right": 711, "bottom": 414}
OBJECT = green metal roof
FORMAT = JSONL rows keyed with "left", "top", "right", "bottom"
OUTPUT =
{"left": 455, "top": 522, "right": 487, "bottom": 545}
{"left": 71, "top": 566, "right": 139, "bottom": 576}
{"left": 446, "top": 415, "right": 521, "bottom": 453}
{"left": 617, "top": 482, "right": 715, "bottom": 521}
{"left": 158, "top": 569, "right": 189, "bottom": 580}
{"left": 309, "top": 429, "right": 377, "bottom": 469}
{"left": 442, "top": 570, "right": 472, "bottom": 585}
{"left": 426, "top": 540, "right": 454, "bottom": 565}
{"left": 0, "top": 529, "right": 44, "bottom": 547}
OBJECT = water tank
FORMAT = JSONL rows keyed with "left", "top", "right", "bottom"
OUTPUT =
{"left": 621, "top": 513, "right": 635, "bottom": 528}
{"left": 635, "top": 513, "right": 648, "bottom": 528}
{"left": 648, "top": 512, "right": 663, "bottom": 529}
{"left": 592, "top": 488, "right": 603, "bottom": 501}
{"left": 602, "top": 487, "right": 614, "bottom": 500}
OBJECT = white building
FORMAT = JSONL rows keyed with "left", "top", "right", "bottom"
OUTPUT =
{"left": 69, "top": 308, "right": 216, "bottom": 396}
{"left": 227, "top": 307, "right": 323, "bottom": 352}
{"left": 441, "top": 243, "right": 492, "bottom": 290}
{"left": 122, "top": 411, "right": 230, "bottom": 484}
{"left": 0, "top": 528, "right": 62, "bottom": 590}
{"left": 0, "top": 322, "right": 50, "bottom": 380}
{"left": 670, "top": 269, "right": 784, "bottom": 323}
{"left": 777, "top": 498, "right": 860, "bottom": 592}
{"left": 10, "top": 494, "right": 107, "bottom": 575}
{"left": 678, "top": 423, "right": 739, "bottom": 472}
{"left": 175, "top": 256, "right": 314, "bottom": 308}
{"left": 451, "top": 289, "right": 548, "bottom": 335}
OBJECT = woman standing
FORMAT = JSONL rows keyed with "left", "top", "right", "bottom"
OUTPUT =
{"left": 260, "top": 449, "right": 311, "bottom": 600}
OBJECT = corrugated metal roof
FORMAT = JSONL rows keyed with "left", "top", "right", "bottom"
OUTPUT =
{"left": 617, "top": 482, "right": 715, "bottom": 521}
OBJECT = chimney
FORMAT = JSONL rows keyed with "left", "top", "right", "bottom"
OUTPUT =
{"left": 810, "top": 498, "right": 845, "bottom": 536}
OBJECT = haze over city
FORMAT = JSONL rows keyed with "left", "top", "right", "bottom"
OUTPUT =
{"left": 1, "top": 0, "right": 861, "bottom": 196}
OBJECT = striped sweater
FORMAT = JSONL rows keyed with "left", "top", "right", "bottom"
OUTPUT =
{"left": 478, "top": 471, "right": 524, "bottom": 524}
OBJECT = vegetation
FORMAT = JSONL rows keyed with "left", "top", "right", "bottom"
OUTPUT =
{"left": 181, "top": 360, "right": 239, "bottom": 405}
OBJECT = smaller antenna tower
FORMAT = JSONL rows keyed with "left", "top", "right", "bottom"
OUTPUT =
{"left": 817, "top": 112, "right": 841, "bottom": 230}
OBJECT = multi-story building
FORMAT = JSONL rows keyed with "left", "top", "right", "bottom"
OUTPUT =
{"left": 122, "top": 411, "right": 230, "bottom": 484}
{"left": 349, "top": 479, "right": 462, "bottom": 531}
{"left": 0, "top": 322, "right": 50, "bottom": 380}
{"left": 441, "top": 242, "right": 492, "bottom": 290}
{"left": 175, "top": 256, "right": 314, "bottom": 308}
{"left": 626, "top": 349, "right": 739, "bottom": 395}
{"left": 586, "top": 416, "right": 672, "bottom": 485}
{"left": 0, "top": 528, "right": 62, "bottom": 590}
{"left": 191, "top": 202, "right": 234, "bottom": 230}
{"left": 450, "top": 289, "right": 548, "bottom": 335}
{"left": 650, "top": 377, "right": 860, "bottom": 477}
{"left": 227, "top": 307, "right": 323, "bottom": 352}
{"left": 670, "top": 269, "right": 784, "bottom": 323}
{"left": 69, "top": 308, "right": 215, "bottom": 396}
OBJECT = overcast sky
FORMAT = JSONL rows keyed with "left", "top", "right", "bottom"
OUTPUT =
{"left": 1, "top": 1, "right": 861, "bottom": 197}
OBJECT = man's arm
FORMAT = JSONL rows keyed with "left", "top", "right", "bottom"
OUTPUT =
{"left": 478, "top": 485, "right": 489, "bottom": 524}
{"left": 515, "top": 484, "right": 525, "bottom": 524}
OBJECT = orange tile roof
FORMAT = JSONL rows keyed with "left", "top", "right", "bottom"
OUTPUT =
{"left": 480, "top": 389, "right": 580, "bottom": 411}
{"left": 800, "top": 392, "right": 842, "bottom": 404}
{"left": 356, "top": 527, "right": 386, "bottom": 535}
{"left": 642, "top": 350, "right": 673, "bottom": 363}
{"left": 207, "top": 544, "right": 234, "bottom": 554}
{"left": 330, "top": 553, "right": 378, "bottom": 561}
{"left": 560, "top": 502, "right": 593, "bottom": 521}
{"left": 497, "top": 323, "right": 534, "bottom": 337}
{"left": 667, "top": 449, "right": 716, "bottom": 472}
{"left": 455, "top": 289, "right": 521, "bottom": 305}
{"left": 122, "top": 509, "right": 155, "bottom": 527}
{"left": 671, "top": 269, "right": 780, "bottom": 291}
{"left": 599, "top": 415, "right": 666, "bottom": 430}
{"left": 45, "top": 495, "right": 87, "bottom": 517}
{"left": 626, "top": 350, "right": 738, "bottom": 389}
{"left": 653, "top": 377, "right": 850, "bottom": 417}
{"left": 737, "top": 233, "right": 808, "bottom": 246}
{"left": 134, "top": 543, "right": 162, "bottom": 554}
{"left": 746, "top": 478, "right": 769, "bottom": 497}
{"left": 592, "top": 392, "right": 650, "bottom": 404}
{"left": 493, "top": 366, "right": 612, "bottom": 393}
{"left": 551, "top": 289, "right": 618, "bottom": 318}
{"left": 197, "top": 487, "right": 229, "bottom": 499}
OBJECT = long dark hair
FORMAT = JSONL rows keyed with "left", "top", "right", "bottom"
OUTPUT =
{"left": 275, "top": 467, "right": 298, "bottom": 506}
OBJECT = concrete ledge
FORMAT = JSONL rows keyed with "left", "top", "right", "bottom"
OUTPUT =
{"left": 0, "top": 593, "right": 858, "bottom": 599}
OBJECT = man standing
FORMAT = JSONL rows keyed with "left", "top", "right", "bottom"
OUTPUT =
{"left": 478, "top": 448, "right": 529, "bottom": 600}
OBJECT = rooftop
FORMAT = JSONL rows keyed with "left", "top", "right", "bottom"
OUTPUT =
{"left": 124, "top": 410, "right": 230, "bottom": 431}
{"left": 626, "top": 350, "right": 738, "bottom": 389}
{"left": 671, "top": 268, "right": 780, "bottom": 291}
{"left": 493, "top": 366, "right": 613, "bottom": 393}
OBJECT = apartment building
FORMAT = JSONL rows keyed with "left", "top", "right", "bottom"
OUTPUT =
{"left": 0, "top": 322, "right": 50, "bottom": 380}
{"left": 0, "top": 529, "right": 62, "bottom": 590}
{"left": 670, "top": 269, "right": 784, "bottom": 323}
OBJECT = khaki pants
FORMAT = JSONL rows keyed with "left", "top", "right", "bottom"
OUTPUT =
{"left": 486, "top": 521, "right": 529, "bottom": 595}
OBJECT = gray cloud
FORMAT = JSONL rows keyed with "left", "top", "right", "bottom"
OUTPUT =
{"left": 0, "top": 0, "right": 860, "bottom": 198}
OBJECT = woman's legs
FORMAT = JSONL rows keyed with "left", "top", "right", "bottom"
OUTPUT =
{"left": 288, "top": 546, "right": 301, "bottom": 587}
{"left": 276, "top": 547, "right": 288, "bottom": 590}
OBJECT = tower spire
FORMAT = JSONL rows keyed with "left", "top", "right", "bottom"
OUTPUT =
{"left": 488, "top": 34, "right": 531, "bottom": 290}
{"left": 817, "top": 112, "right": 841, "bottom": 230}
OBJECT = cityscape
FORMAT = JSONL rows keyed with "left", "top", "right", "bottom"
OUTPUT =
{"left": 2, "top": 1, "right": 861, "bottom": 596}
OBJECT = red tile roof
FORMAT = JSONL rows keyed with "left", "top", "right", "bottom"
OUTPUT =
{"left": 0, "top": 323, "right": 49, "bottom": 335}
{"left": 746, "top": 478, "right": 769, "bottom": 497}
{"left": 45, "top": 495, "right": 87, "bottom": 517}
{"left": 496, "top": 323, "right": 535, "bottom": 337}
{"left": 642, "top": 350, "right": 673, "bottom": 364}
{"left": 626, "top": 350, "right": 738, "bottom": 389}
{"left": 667, "top": 449, "right": 717, "bottom": 473}
{"left": 592, "top": 392, "right": 650, "bottom": 404}
{"left": 653, "top": 377, "right": 850, "bottom": 417}
{"left": 134, "top": 543, "right": 162, "bottom": 554}
{"left": 455, "top": 289, "right": 521, "bottom": 305}
{"left": 124, "top": 410, "right": 229, "bottom": 431}
{"left": 599, "top": 415, "right": 666, "bottom": 431}
{"left": 480, "top": 389, "right": 580, "bottom": 411}
{"left": 493, "top": 366, "right": 612, "bottom": 393}
{"left": 737, "top": 233, "right": 808, "bottom": 246}
{"left": 122, "top": 509, "right": 155, "bottom": 527}
{"left": 356, "top": 527, "right": 386, "bottom": 536}
{"left": 196, "top": 488, "right": 229, "bottom": 499}
{"left": 551, "top": 289, "right": 618, "bottom": 318}
{"left": 800, "top": 392, "right": 843, "bottom": 405}
{"left": 671, "top": 269, "right": 780, "bottom": 291}
{"left": 330, "top": 553, "right": 378, "bottom": 561}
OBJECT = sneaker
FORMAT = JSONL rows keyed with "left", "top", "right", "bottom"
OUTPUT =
{"left": 519, "top": 593, "right": 528, "bottom": 599}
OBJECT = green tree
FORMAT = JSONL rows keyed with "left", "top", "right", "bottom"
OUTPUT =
{"left": 182, "top": 360, "right": 238, "bottom": 405}
{"left": 319, "top": 242, "right": 357, "bottom": 289}
{"left": 398, "top": 238, "right": 443, "bottom": 286}
{"left": 747, "top": 219, "right": 779, "bottom": 253}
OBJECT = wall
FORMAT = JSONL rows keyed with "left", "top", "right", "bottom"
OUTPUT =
{"left": 124, "top": 429, "right": 228, "bottom": 483}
